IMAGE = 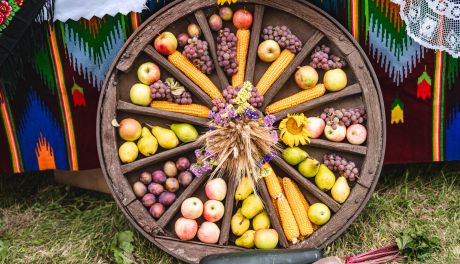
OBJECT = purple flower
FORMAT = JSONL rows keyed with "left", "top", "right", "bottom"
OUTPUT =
{"left": 264, "top": 114, "right": 276, "bottom": 127}
{"left": 244, "top": 108, "right": 259, "bottom": 119}
{"left": 271, "top": 130, "right": 279, "bottom": 142}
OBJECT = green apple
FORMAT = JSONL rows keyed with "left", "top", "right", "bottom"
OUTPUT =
{"left": 130, "top": 83, "right": 152, "bottom": 106}
{"left": 308, "top": 203, "right": 331, "bottom": 225}
{"left": 254, "top": 229, "right": 278, "bottom": 249}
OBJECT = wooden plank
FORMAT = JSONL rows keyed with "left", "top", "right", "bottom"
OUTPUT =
{"left": 257, "top": 179, "right": 290, "bottom": 248}
{"left": 156, "top": 173, "right": 208, "bottom": 228}
{"left": 272, "top": 156, "right": 341, "bottom": 212}
{"left": 117, "top": 100, "right": 210, "bottom": 127}
{"left": 99, "top": 74, "right": 136, "bottom": 206}
{"left": 261, "top": 30, "right": 324, "bottom": 109}
{"left": 218, "top": 175, "right": 238, "bottom": 245}
{"left": 246, "top": 5, "right": 265, "bottom": 83}
{"left": 144, "top": 45, "right": 213, "bottom": 107}
{"left": 309, "top": 138, "right": 367, "bottom": 155}
{"left": 272, "top": 83, "right": 362, "bottom": 121}
{"left": 121, "top": 140, "right": 202, "bottom": 174}
{"left": 195, "top": 9, "right": 230, "bottom": 89}
{"left": 127, "top": 200, "right": 163, "bottom": 235}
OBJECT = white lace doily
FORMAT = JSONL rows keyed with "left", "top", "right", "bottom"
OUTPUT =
{"left": 392, "top": 0, "right": 460, "bottom": 58}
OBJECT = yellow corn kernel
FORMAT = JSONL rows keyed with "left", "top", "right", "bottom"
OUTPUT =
{"left": 265, "top": 84, "right": 326, "bottom": 114}
{"left": 232, "top": 29, "right": 250, "bottom": 87}
{"left": 256, "top": 49, "right": 295, "bottom": 95}
{"left": 168, "top": 51, "right": 223, "bottom": 99}
{"left": 150, "top": 101, "right": 210, "bottom": 118}
{"left": 262, "top": 163, "right": 283, "bottom": 199}
{"left": 277, "top": 195, "right": 300, "bottom": 244}
{"left": 282, "top": 177, "right": 314, "bottom": 237}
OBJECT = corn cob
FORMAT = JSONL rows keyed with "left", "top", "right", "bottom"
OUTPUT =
{"left": 265, "top": 84, "right": 326, "bottom": 114}
{"left": 291, "top": 182, "right": 320, "bottom": 232}
{"left": 256, "top": 49, "right": 295, "bottom": 95}
{"left": 168, "top": 51, "right": 223, "bottom": 99}
{"left": 271, "top": 196, "right": 280, "bottom": 220}
{"left": 277, "top": 195, "right": 300, "bottom": 244}
{"left": 150, "top": 101, "right": 210, "bottom": 118}
{"left": 232, "top": 29, "right": 250, "bottom": 87}
{"left": 262, "top": 163, "right": 283, "bottom": 199}
{"left": 282, "top": 178, "right": 314, "bottom": 237}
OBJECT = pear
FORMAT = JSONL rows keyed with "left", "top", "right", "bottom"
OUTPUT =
{"left": 118, "top": 142, "right": 138, "bottom": 163}
{"left": 151, "top": 126, "right": 179, "bottom": 149}
{"left": 170, "top": 123, "right": 198, "bottom": 143}
{"left": 241, "top": 194, "right": 264, "bottom": 219}
{"left": 315, "top": 164, "right": 336, "bottom": 191}
{"left": 331, "top": 176, "right": 350, "bottom": 203}
{"left": 298, "top": 158, "right": 320, "bottom": 178}
{"left": 252, "top": 211, "right": 270, "bottom": 230}
{"left": 137, "top": 127, "right": 158, "bottom": 156}
{"left": 282, "top": 147, "right": 308, "bottom": 165}
{"left": 231, "top": 209, "right": 250, "bottom": 236}
{"left": 235, "top": 230, "right": 256, "bottom": 249}
{"left": 235, "top": 176, "right": 253, "bottom": 201}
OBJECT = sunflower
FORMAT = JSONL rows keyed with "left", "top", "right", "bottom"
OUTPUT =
{"left": 279, "top": 113, "right": 311, "bottom": 147}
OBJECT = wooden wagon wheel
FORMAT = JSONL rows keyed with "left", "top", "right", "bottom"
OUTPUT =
{"left": 97, "top": 0, "right": 385, "bottom": 263}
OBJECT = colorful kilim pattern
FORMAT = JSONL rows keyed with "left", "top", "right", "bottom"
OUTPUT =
{"left": 1, "top": 0, "right": 460, "bottom": 174}
{"left": 0, "top": 0, "right": 22, "bottom": 33}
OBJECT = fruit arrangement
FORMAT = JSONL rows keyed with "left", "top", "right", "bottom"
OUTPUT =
{"left": 99, "top": 1, "right": 386, "bottom": 262}
{"left": 132, "top": 157, "right": 194, "bottom": 219}
{"left": 175, "top": 178, "right": 228, "bottom": 243}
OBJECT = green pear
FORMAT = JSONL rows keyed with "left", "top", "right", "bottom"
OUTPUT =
{"left": 252, "top": 211, "right": 270, "bottom": 230}
{"left": 241, "top": 194, "right": 264, "bottom": 219}
{"left": 231, "top": 209, "right": 250, "bottom": 236}
{"left": 170, "top": 123, "right": 198, "bottom": 143}
{"left": 235, "top": 230, "right": 256, "bottom": 249}
{"left": 137, "top": 127, "right": 158, "bottom": 157}
{"left": 151, "top": 126, "right": 179, "bottom": 149}
{"left": 282, "top": 147, "right": 308, "bottom": 165}
{"left": 235, "top": 176, "right": 253, "bottom": 201}
{"left": 315, "top": 164, "right": 336, "bottom": 191}
{"left": 298, "top": 158, "right": 320, "bottom": 178}
{"left": 331, "top": 176, "right": 350, "bottom": 203}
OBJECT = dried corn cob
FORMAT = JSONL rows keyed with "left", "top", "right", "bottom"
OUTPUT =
{"left": 150, "top": 101, "right": 210, "bottom": 118}
{"left": 292, "top": 180, "right": 310, "bottom": 212}
{"left": 282, "top": 178, "right": 314, "bottom": 237}
{"left": 168, "top": 51, "right": 223, "bottom": 99}
{"left": 232, "top": 29, "right": 250, "bottom": 87}
{"left": 256, "top": 49, "right": 295, "bottom": 95}
{"left": 262, "top": 163, "right": 283, "bottom": 199}
{"left": 265, "top": 84, "right": 326, "bottom": 114}
{"left": 277, "top": 195, "right": 300, "bottom": 244}
{"left": 271, "top": 196, "right": 280, "bottom": 220}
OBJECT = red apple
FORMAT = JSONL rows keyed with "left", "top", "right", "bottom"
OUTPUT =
{"left": 258, "top": 40, "right": 281, "bottom": 62}
{"left": 233, "top": 9, "right": 253, "bottom": 30}
{"left": 346, "top": 124, "right": 367, "bottom": 145}
{"left": 307, "top": 117, "right": 326, "bottom": 139}
{"left": 295, "top": 66, "right": 319, "bottom": 90}
{"left": 197, "top": 222, "right": 220, "bottom": 244}
{"left": 205, "top": 178, "right": 227, "bottom": 201}
{"left": 177, "top": 33, "right": 190, "bottom": 47}
{"left": 181, "top": 197, "right": 203, "bottom": 219}
{"left": 154, "top": 32, "right": 178, "bottom": 55}
{"left": 187, "top": 23, "right": 201, "bottom": 38}
{"left": 118, "top": 118, "right": 142, "bottom": 141}
{"left": 324, "top": 124, "right": 346, "bottom": 142}
{"left": 203, "top": 200, "right": 225, "bottom": 223}
{"left": 137, "top": 62, "right": 160, "bottom": 85}
{"left": 209, "top": 14, "right": 223, "bottom": 31}
{"left": 175, "top": 217, "right": 198, "bottom": 241}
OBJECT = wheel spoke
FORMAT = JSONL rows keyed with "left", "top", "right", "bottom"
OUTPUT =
{"left": 272, "top": 156, "right": 341, "bottom": 212}
{"left": 117, "top": 100, "right": 210, "bottom": 127}
{"left": 195, "top": 10, "right": 230, "bottom": 89}
{"left": 257, "top": 179, "right": 290, "bottom": 248}
{"left": 120, "top": 140, "right": 202, "bottom": 174}
{"left": 218, "top": 175, "right": 238, "bottom": 245}
{"left": 156, "top": 173, "right": 209, "bottom": 228}
{"left": 261, "top": 30, "right": 324, "bottom": 108}
{"left": 127, "top": 199, "right": 164, "bottom": 235}
{"left": 143, "top": 46, "right": 213, "bottom": 107}
{"left": 272, "top": 83, "right": 362, "bottom": 121}
{"left": 245, "top": 5, "right": 265, "bottom": 83}
{"left": 310, "top": 138, "right": 367, "bottom": 155}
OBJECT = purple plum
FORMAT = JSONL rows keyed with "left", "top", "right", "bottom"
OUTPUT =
{"left": 152, "top": 170, "right": 167, "bottom": 184}
{"left": 178, "top": 171, "right": 193, "bottom": 187}
{"left": 159, "top": 192, "right": 176, "bottom": 206}
{"left": 139, "top": 171, "right": 152, "bottom": 185}
{"left": 165, "top": 178, "right": 180, "bottom": 193}
{"left": 141, "top": 193, "right": 156, "bottom": 207}
{"left": 176, "top": 157, "right": 191, "bottom": 171}
{"left": 148, "top": 182, "right": 164, "bottom": 196}
{"left": 150, "top": 203, "right": 165, "bottom": 218}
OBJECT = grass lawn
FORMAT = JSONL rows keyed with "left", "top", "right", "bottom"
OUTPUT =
{"left": 1, "top": 163, "right": 459, "bottom": 263}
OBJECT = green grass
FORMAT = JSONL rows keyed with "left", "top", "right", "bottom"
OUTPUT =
{"left": 1, "top": 164, "right": 459, "bottom": 263}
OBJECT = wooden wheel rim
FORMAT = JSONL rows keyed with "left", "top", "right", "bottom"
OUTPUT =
{"left": 96, "top": 0, "right": 386, "bottom": 263}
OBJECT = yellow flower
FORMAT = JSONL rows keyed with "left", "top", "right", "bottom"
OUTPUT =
{"left": 279, "top": 113, "right": 311, "bottom": 147}
{"left": 217, "top": 0, "right": 237, "bottom": 5}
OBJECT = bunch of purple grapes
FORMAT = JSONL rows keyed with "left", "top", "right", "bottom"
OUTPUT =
{"left": 262, "top": 25, "right": 302, "bottom": 53}
{"left": 323, "top": 153, "right": 359, "bottom": 181}
{"left": 211, "top": 84, "right": 264, "bottom": 112}
{"left": 217, "top": 28, "right": 238, "bottom": 76}
{"left": 211, "top": 98, "right": 227, "bottom": 113}
{"left": 320, "top": 107, "right": 366, "bottom": 130}
{"left": 150, "top": 80, "right": 193, "bottom": 105}
{"left": 309, "top": 45, "right": 346, "bottom": 70}
{"left": 183, "top": 37, "right": 215, "bottom": 74}
{"left": 173, "top": 91, "right": 193, "bottom": 105}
